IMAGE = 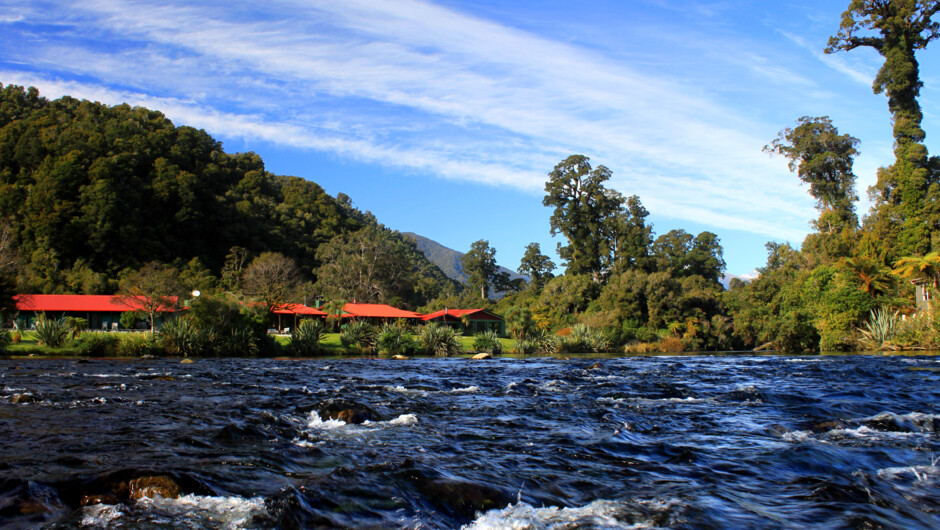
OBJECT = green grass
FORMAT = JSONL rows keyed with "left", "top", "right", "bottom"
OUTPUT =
{"left": 4, "top": 331, "right": 84, "bottom": 356}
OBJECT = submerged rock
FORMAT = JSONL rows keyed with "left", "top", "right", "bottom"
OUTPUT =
{"left": 11, "top": 393, "right": 40, "bottom": 404}
{"left": 471, "top": 353, "right": 492, "bottom": 360}
{"left": 125, "top": 475, "right": 182, "bottom": 500}
{"left": 391, "top": 355, "right": 409, "bottom": 360}
{"left": 181, "top": 358, "right": 194, "bottom": 364}
{"left": 305, "top": 399, "right": 381, "bottom": 424}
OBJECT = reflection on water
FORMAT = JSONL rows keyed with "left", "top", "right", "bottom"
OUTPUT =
{"left": 1, "top": 354, "right": 938, "bottom": 528}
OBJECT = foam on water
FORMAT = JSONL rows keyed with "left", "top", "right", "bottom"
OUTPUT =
{"left": 80, "top": 494, "right": 266, "bottom": 529}
{"left": 462, "top": 499, "right": 676, "bottom": 530}
{"left": 306, "top": 411, "right": 348, "bottom": 430}
{"left": 452, "top": 386, "right": 480, "bottom": 393}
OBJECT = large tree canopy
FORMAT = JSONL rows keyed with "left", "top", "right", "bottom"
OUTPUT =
{"left": 826, "top": 1, "right": 940, "bottom": 256}
{"left": 765, "top": 116, "right": 860, "bottom": 233}
{"left": 543, "top": 155, "right": 624, "bottom": 282}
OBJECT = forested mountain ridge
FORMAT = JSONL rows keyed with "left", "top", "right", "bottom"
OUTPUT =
{"left": 402, "top": 232, "right": 526, "bottom": 285}
{"left": 0, "top": 84, "right": 456, "bottom": 307}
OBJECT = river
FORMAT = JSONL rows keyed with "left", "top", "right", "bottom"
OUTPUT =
{"left": 1, "top": 354, "right": 938, "bottom": 529}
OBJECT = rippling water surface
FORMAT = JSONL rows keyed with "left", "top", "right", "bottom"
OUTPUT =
{"left": 1, "top": 354, "right": 939, "bottom": 529}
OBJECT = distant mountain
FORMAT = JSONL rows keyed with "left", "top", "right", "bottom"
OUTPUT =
{"left": 720, "top": 270, "right": 759, "bottom": 289}
{"left": 402, "top": 233, "right": 527, "bottom": 290}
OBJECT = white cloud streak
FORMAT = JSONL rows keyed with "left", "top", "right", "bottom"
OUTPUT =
{"left": 0, "top": 0, "right": 822, "bottom": 240}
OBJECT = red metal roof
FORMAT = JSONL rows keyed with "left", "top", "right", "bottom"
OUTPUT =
{"left": 421, "top": 308, "right": 490, "bottom": 321}
{"left": 272, "top": 303, "right": 327, "bottom": 316}
{"left": 13, "top": 294, "right": 179, "bottom": 313}
{"left": 342, "top": 303, "right": 421, "bottom": 319}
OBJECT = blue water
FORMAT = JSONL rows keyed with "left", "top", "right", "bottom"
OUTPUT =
{"left": 1, "top": 354, "right": 938, "bottom": 528}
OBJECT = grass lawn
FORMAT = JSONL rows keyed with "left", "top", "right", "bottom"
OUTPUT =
{"left": 4, "top": 331, "right": 84, "bottom": 356}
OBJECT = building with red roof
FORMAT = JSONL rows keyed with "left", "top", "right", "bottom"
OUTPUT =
{"left": 271, "top": 303, "right": 327, "bottom": 332}
{"left": 421, "top": 308, "right": 504, "bottom": 336}
{"left": 13, "top": 294, "right": 180, "bottom": 330}
{"left": 340, "top": 303, "right": 422, "bottom": 321}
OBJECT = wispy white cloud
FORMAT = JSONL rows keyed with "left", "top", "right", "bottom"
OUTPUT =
{"left": 0, "top": 0, "right": 823, "bottom": 241}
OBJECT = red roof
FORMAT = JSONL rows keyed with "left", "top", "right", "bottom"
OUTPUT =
{"left": 342, "top": 303, "right": 421, "bottom": 319}
{"left": 272, "top": 303, "right": 327, "bottom": 316}
{"left": 14, "top": 294, "right": 179, "bottom": 313}
{"left": 422, "top": 308, "right": 481, "bottom": 321}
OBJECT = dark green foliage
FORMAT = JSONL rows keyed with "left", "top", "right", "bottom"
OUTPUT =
{"left": 317, "top": 227, "right": 452, "bottom": 308}
{"left": 376, "top": 323, "right": 417, "bottom": 355}
{"left": 518, "top": 243, "right": 554, "bottom": 289}
{"left": 765, "top": 116, "right": 860, "bottom": 232}
{"left": 419, "top": 323, "right": 461, "bottom": 357}
{"left": 558, "top": 324, "right": 609, "bottom": 353}
{"left": 461, "top": 240, "right": 500, "bottom": 300}
{"left": 160, "top": 294, "right": 271, "bottom": 357}
{"left": 340, "top": 321, "right": 377, "bottom": 353}
{"left": 826, "top": 2, "right": 940, "bottom": 257}
{"left": 0, "top": 329, "right": 10, "bottom": 351}
{"left": 472, "top": 331, "right": 502, "bottom": 354}
{"left": 513, "top": 330, "right": 557, "bottom": 355}
{"left": 288, "top": 319, "right": 326, "bottom": 356}
{"left": 34, "top": 315, "right": 68, "bottom": 347}
{"left": 120, "top": 311, "right": 142, "bottom": 330}
{"left": 117, "top": 333, "right": 163, "bottom": 357}
{"left": 0, "top": 84, "right": 450, "bottom": 304}
{"left": 77, "top": 332, "right": 120, "bottom": 356}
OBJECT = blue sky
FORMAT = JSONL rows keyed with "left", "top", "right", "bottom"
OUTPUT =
{"left": 1, "top": 1, "right": 938, "bottom": 277}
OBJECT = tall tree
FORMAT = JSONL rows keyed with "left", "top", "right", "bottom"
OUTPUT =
{"left": 608, "top": 195, "right": 653, "bottom": 272}
{"left": 314, "top": 227, "right": 418, "bottom": 305}
{"left": 118, "top": 262, "right": 182, "bottom": 333}
{"left": 543, "top": 155, "right": 624, "bottom": 282}
{"left": 518, "top": 242, "right": 555, "bottom": 289}
{"left": 461, "top": 240, "right": 499, "bottom": 300}
{"left": 242, "top": 252, "right": 301, "bottom": 311}
{"left": 826, "top": 1, "right": 940, "bottom": 255}
{"left": 765, "top": 116, "right": 861, "bottom": 234}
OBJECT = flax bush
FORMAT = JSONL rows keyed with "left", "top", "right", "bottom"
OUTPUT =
{"left": 558, "top": 324, "right": 609, "bottom": 353}
{"left": 288, "top": 319, "right": 326, "bottom": 356}
{"left": 376, "top": 323, "right": 417, "bottom": 355}
{"left": 419, "top": 323, "right": 460, "bottom": 357}
{"left": 34, "top": 315, "right": 69, "bottom": 348}
{"left": 160, "top": 316, "right": 205, "bottom": 357}
{"left": 341, "top": 321, "right": 377, "bottom": 353}
{"left": 473, "top": 330, "right": 502, "bottom": 354}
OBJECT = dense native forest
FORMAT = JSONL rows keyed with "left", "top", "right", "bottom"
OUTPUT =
{"left": 0, "top": 84, "right": 457, "bottom": 313}
{"left": 1, "top": 1, "right": 939, "bottom": 354}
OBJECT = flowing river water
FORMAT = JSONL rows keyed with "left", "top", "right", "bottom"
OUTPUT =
{"left": 1, "top": 354, "right": 938, "bottom": 529}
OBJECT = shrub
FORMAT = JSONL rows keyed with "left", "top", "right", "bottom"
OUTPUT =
{"left": 10, "top": 329, "right": 21, "bottom": 344}
{"left": 34, "top": 315, "right": 69, "bottom": 348}
{"left": 514, "top": 330, "right": 557, "bottom": 355}
{"left": 558, "top": 324, "right": 609, "bottom": 353}
{"left": 376, "top": 323, "right": 417, "bottom": 355}
{"left": 77, "top": 332, "right": 121, "bottom": 356}
{"left": 341, "top": 321, "right": 377, "bottom": 353}
{"left": 657, "top": 336, "right": 685, "bottom": 353}
{"left": 117, "top": 333, "right": 163, "bottom": 357}
{"left": 64, "top": 317, "right": 88, "bottom": 339}
{"left": 892, "top": 311, "right": 937, "bottom": 350}
{"left": 289, "top": 319, "right": 326, "bottom": 356}
{"left": 419, "top": 323, "right": 460, "bottom": 357}
{"left": 160, "top": 316, "right": 205, "bottom": 357}
{"left": 473, "top": 331, "right": 502, "bottom": 354}
{"left": 857, "top": 308, "right": 902, "bottom": 351}
{"left": 0, "top": 330, "right": 11, "bottom": 351}
{"left": 120, "top": 311, "right": 143, "bottom": 330}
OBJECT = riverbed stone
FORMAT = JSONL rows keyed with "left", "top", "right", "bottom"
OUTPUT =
{"left": 471, "top": 353, "right": 492, "bottom": 360}
{"left": 312, "top": 399, "right": 381, "bottom": 424}
{"left": 391, "top": 355, "right": 408, "bottom": 360}
{"left": 11, "top": 393, "right": 39, "bottom": 404}
{"left": 125, "top": 475, "right": 182, "bottom": 500}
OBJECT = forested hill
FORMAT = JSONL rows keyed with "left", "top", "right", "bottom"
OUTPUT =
{"left": 0, "top": 84, "right": 455, "bottom": 305}
{"left": 402, "top": 232, "right": 525, "bottom": 285}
